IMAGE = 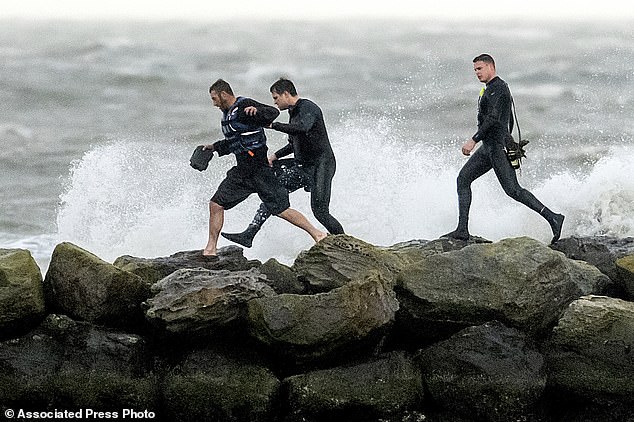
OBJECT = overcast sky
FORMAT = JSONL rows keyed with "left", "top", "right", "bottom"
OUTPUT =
{"left": 4, "top": 0, "right": 634, "bottom": 21}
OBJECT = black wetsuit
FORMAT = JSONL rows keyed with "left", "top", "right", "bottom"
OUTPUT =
{"left": 270, "top": 98, "right": 344, "bottom": 234}
{"left": 456, "top": 76, "right": 548, "bottom": 233}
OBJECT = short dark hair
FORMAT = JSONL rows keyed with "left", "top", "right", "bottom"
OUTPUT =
{"left": 270, "top": 78, "right": 297, "bottom": 96}
{"left": 473, "top": 54, "right": 495, "bottom": 68}
{"left": 209, "top": 79, "right": 233, "bottom": 96}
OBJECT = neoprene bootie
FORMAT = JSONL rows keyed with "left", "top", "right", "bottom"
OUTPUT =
{"left": 221, "top": 224, "right": 260, "bottom": 248}
{"left": 540, "top": 208, "right": 565, "bottom": 244}
{"left": 442, "top": 228, "right": 470, "bottom": 241}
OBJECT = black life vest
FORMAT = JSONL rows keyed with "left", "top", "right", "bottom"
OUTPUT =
{"left": 221, "top": 97, "right": 267, "bottom": 154}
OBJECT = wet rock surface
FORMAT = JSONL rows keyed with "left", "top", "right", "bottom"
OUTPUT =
{"left": 1, "top": 236, "right": 632, "bottom": 421}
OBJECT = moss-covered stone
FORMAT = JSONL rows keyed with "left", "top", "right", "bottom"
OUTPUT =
{"left": 163, "top": 349, "right": 280, "bottom": 422}
{"left": 546, "top": 295, "right": 634, "bottom": 402}
{"left": 114, "top": 246, "right": 261, "bottom": 285}
{"left": 248, "top": 270, "right": 398, "bottom": 364}
{"left": 0, "top": 314, "right": 158, "bottom": 409}
{"left": 0, "top": 248, "right": 45, "bottom": 338}
{"left": 616, "top": 254, "right": 634, "bottom": 300}
{"left": 292, "top": 235, "right": 405, "bottom": 292}
{"left": 418, "top": 321, "right": 546, "bottom": 422}
{"left": 284, "top": 351, "right": 422, "bottom": 420}
{"left": 145, "top": 268, "right": 274, "bottom": 334}
{"left": 44, "top": 242, "right": 149, "bottom": 328}
{"left": 397, "top": 237, "right": 610, "bottom": 341}
{"left": 259, "top": 258, "right": 305, "bottom": 294}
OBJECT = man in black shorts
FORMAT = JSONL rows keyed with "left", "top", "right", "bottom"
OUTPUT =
{"left": 201, "top": 79, "right": 326, "bottom": 256}
{"left": 444, "top": 54, "right": 564, "bottom": 244}
{"left": 221, "top": 78, "right": 344, "bottom": 248}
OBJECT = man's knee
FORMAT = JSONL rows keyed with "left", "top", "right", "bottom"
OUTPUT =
{"left": 209, "top": 201, "right": 224, "bottom": 213}
{"left": 503, "top": 185, "right": 524, "bottom": 201}
{"left": 311, "top": 204, "right": 331, "bottom": 221}
{"left": 457, "top": 172, "right": 472, "bottom": 190}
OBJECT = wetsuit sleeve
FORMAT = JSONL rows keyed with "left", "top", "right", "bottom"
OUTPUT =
{"left": 473, "top": 88, "right": 511, "bottom": 142}
{"left": 270, "top": 104, "right": 318, "bottom": 135}
{"left": 237, "top": 99, "right": 280, "bottom": 127}
{"left": 212, "top": 139, "right": 231, "bottom": 156}
{"left": 274, "top": 143, "right": 294, "bottom": 159}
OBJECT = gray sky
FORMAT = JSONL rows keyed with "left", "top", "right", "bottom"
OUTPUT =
{"left": 4, "top": 0, "right": 634, "bottom": 20}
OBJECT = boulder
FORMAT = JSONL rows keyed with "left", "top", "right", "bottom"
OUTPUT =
{"left": 551, "top": 236, "right": 634, "bottom": 297}
{"left": 248, "top": 270, "right": 399, "bottom": 365}
{"left": 417, "top": 321, "right": 546, "bottom": 422}
{"left": 163, "top": 348, "right": 280, "bottom": 422}
{"left": 0, "top": 248, "right": 45, "bottom": 338}
{"left": 114, "top": 246, "right": 261, "bottom": 285}
{"left": 283, "top": 351, "right": 422, "bottom": 421}
{"left": 385, "top": 236, "right": 491, "bottom": 265}
{"left": 259, "top": 258, "right": 306, "bottom": 294}
{"left": 44, "top": 242, "right": 150, "bottom": 328}
{"left": 616, "top": 254, "right": 634, "bottom": 300}
{"left": 397, "top": 237, "right": 610, "bottom": 341}
{"left": 145, "top": 268, "right": 275, "bottom": 334}
{"left": 546, "top": 295, "right": 634, "bottom": 402}
{"left": 292, "top": 235, "right": 404, "bottom": 292}
{"left": 0, "top": 314, "right": 158, "bottom": 409}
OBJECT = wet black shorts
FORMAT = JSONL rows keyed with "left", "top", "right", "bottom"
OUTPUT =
{"left": 211, "top": 165, "right": 290, "bottom": 215}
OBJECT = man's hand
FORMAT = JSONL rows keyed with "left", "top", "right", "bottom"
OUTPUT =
{"left": 268, "top": 153, "right": 277, "bottom": 167}
{"left": 461, "top": 139, "right": 477, "bottom": 156}
{"left": 244, "top": 106, "right": 257, "bottom": 116}
{"left": 202, "top": 144, "right": 214, "bottom": 151}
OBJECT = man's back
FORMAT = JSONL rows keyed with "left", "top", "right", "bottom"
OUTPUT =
{"left": 273, "top": 98, "right": 335, "bottom": 165}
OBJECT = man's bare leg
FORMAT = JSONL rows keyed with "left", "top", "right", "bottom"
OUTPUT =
{"left": 277, "top": 208, "right": 327, "bottom": 242}
{"left": 203, "top": 201, "right": 224, "bottom": 256}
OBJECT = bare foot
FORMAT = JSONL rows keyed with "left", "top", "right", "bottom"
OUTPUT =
{"left": 315, "top": 232, "right": 327, "bottom": 243}
{"left": 202, "top": 248, "right": 217, "bottom": 257}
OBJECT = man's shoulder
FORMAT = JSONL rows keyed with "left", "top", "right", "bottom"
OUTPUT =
{"left": 235, "top": 96, "right": 255, "bottom": 106}
{"left": 487, "top": 77, "right": 511, "bottom": 97}
{"left": 297, "top": 98, "right": 323, "bottom": 115}
{"left": 298, "top": 98, "right": 320, "bottom": 108}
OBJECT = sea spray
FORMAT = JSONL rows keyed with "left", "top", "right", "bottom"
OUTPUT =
{"left": 55, "top": 126, "right": 634, "bottom": 266}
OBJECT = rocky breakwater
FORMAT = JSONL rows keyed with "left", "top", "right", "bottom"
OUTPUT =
{"left": 1, "top": 235, "right": 633, "bottom": 421}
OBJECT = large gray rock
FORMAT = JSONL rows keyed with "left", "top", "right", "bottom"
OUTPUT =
{"left": 163, "top": 348, "right": 280, "bottom": 422}
{"left": 259, "top": 258, "right": 306, "bottom": 294}
{"left": 0, "top": 248, "right": 45, "bottom": 338}
{"left": 546, "top": 295, "right": 634, "bottom": 402}
{"left": 385, "top": 236, "right": 491, "bottom": 265}
{"left": 248, "top": 270, "right": 399, "bottom": 364}
{"left": 0, "top": 314, "right": 158, "bottom": 409}
{"left": 551, "top": 236, "right": 634, "bottom": 297}
{"left": 417, "top": 321, "right": 546, "bottom": 422}
{"left": 397, "top": 237, "right": 610, "bottom": 340}
{"left": 44, "top": 242, "right": 150, "bottom": 328}
{"left": 114, "top": 246, "right": 261, "bottom": 285}
{"left": 292, "top": 235, "right": 405, "bottom": 292}
{"left": 284, "top": 351, "right": 422, "bottom": 421}
{"left": 616, "top": 254, "right": 634, "bottom": 300}
{"left": 145, "top": 268, "right": 275, "bottom": 333}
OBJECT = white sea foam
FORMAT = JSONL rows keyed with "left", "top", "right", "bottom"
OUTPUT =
{"left": 54, "top": 121, "right": 634, "bottom": 267}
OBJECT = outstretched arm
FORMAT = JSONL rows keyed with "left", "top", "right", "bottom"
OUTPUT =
{"left": 238, "top": 99, "right": 280, "bottom": 126}
{"left": 203, "top": 139, "right": 232, "bottom": 157}
{"left": 270, "top": 104, "right": 318, "bottom": 135}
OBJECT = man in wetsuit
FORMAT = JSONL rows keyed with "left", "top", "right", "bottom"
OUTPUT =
{"left": 444, "top": 54, "right": 565, "bottom": 244}
{"left": 201, "top": 79, "right": 326, "bottom": 256}
{"left": 221, "top": 78, "right": 345, "bottom": 248}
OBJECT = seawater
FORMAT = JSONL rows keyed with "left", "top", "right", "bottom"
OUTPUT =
{"left": 1, "top": 19, "right": 633, "bottom": 269}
